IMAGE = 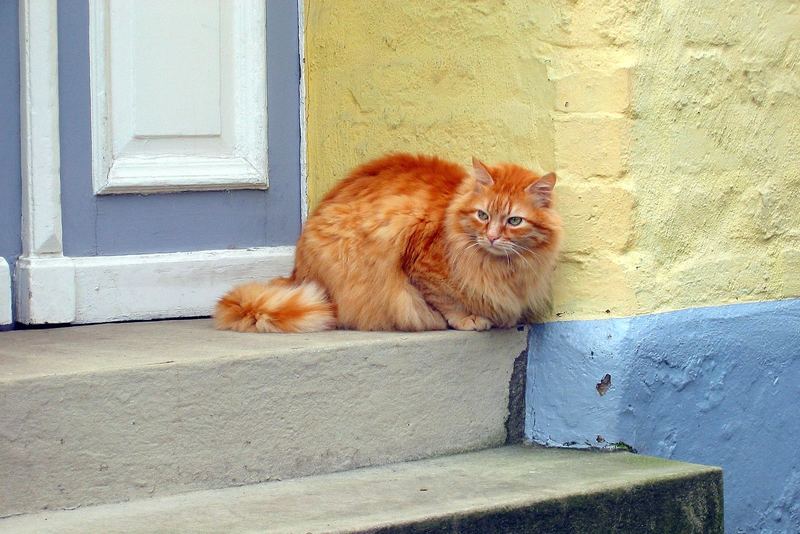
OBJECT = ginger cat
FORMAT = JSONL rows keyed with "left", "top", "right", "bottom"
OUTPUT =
{"left": 215, "top": 153, "right": 562, "bottom": 332}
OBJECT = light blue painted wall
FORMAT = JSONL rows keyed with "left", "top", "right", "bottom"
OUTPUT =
{"left": 526, "top": 299, "right": 800, "bottom": 534}
{"left": 57, "top": 0, "right": 302, "bottom": 256}
{"left": 0, "top": 1, "right": 21, "bottom": 266}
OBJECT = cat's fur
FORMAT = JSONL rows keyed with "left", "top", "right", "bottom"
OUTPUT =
{"left": 214, "top": 153, "right": 562, "bottom": 332}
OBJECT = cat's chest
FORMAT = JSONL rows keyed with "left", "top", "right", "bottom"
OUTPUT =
{"left": 457, "top": 268, "right": 528, "bottom": 322}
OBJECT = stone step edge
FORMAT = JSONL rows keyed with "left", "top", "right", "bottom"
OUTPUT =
{"left": 0, "top": 445, "right": 724, "bottom": 533}
{"left": 0, "top": 320, "right": 527, "bottom": 518}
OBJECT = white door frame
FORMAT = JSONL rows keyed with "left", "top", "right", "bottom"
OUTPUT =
{"left": 14, "top": 0, "right": 305, "bottom": 325}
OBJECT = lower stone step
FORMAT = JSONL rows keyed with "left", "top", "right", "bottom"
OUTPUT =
{"left": 0, "top": 445, "right": 723, "bottom": 533}
{"left": 0, "top": 320, "right": 525, "bottom": 518}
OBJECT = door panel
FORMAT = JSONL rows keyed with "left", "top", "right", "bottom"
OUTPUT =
{"left": 128, "top": 0, "right": 222, "bottom": 138}
{"left": 57, "top": 0, "right": 301, "bottom": 257}
{"left": 91, "top": 0, "right": 267, "bottom": 194}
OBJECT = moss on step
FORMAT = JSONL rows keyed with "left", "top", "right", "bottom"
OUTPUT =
{"left": 375, "top": 470, "right": 723, "bottom": 534}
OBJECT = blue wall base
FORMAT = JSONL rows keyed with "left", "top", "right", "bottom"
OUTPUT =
{"left": 527, "top": 299, "right": 800, "bottom": 533}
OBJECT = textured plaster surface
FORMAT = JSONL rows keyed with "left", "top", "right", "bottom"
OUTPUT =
{"left": 620, "top": 0, "right": 800, "bottom": 317}
{"left": 0, "top": 320, "right": 524, "bottom": 517}
{"left": 546, "top": 0, "right": 800, "bottom": 318}
{"left": 1, "top": 445, "right": 722, "bottom": 534}
{"left": 527, "top": 298, "right": 800, "bottom": 533}
{"left": 304, "top": 0, "right": 799, "bottom": 319}
{"left": 303, "top": 0, "right": 555, "bottom": 209}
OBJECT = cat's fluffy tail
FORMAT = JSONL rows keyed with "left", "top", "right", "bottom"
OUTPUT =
{"left": 214, "top": 278, "right": 336, "bottom": 333}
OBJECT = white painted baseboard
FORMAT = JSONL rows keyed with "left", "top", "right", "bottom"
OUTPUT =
{"left": 0, "top": 258, "right": 11, "bottom": 325}
{"left": 15, "top": 247, "right": 294, "bottom": 325}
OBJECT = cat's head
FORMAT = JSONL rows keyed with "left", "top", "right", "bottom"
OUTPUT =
{"left": 450, "top": 157, "right": 562, "bottom": 258}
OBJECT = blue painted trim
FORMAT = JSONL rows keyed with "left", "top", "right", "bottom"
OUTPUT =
{"left": 0, "top": 1, "right": 21, "bottom": 324}
{"left": 526, "top": 298, "right": 800, "bottom": 533}
{"left": 0, "top": 1, "right": 21, "bottom": 265}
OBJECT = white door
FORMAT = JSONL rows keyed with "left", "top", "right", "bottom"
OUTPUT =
{"left": 14, "top": 0, "right": 304, "bottom": 325}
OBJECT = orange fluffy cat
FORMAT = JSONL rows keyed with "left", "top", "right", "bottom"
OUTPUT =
{"left": 215, "top": 153, "right": 562, "bottom": 333}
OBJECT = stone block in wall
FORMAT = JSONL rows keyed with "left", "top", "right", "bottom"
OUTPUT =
{"left": 527, "top": 1, "right": 637, "bottom": 48}
{"left": 635, "top": 253, "right": 776, "bottom": 314}
{"left": 554, "top": 115, "right": 629, "bottom": 178}
{"left": 777, "top": 249, "right": 800, "bottom": 297}
{"left": 554, "top": 69, "right": 631, "bottom": 113}
{"left": 556, "top": 183, "right": 635, "bottom": 254}
{"left": 551, "top": 252, "right": 638, "bottom": 320}
{"left": 679, "top": 3, "right": 767, "bottom": 49}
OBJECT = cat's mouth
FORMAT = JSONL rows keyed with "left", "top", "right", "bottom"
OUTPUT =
{"left": 484, "top": 245, "right": 508, "bottom": 256}
{"left": 477, "top": 238, "right": 514, "bottom": 257}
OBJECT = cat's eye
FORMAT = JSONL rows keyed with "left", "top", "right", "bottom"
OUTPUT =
{"left": 476, "top": 210, "right": 489, "bottom": 221}
{"left": 507, "top": 216, "right": 523, "bottom": 226}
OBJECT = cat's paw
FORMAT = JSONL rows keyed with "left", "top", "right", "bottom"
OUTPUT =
{"left": 450, "top": 314, "right": 493, "bottom": 331}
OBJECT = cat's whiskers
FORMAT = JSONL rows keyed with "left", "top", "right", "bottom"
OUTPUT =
{"left": 450, "top": 241, "right": 480, "bottom": 267}
{"left": 510, "top": 248, "right": 534, "bottom": 273}
{"left": 508, "top": 244, "right": 535, "bottom": 272}
{"left": 510, "top": 242, "right": 538, "bottom": 257}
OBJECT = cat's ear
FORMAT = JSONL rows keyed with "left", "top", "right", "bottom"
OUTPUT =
{"left": 471, "top": 157, "right": 494, "bottom": 190}
{"left": 526, "top": 172, "right": 556, "bottom": 208}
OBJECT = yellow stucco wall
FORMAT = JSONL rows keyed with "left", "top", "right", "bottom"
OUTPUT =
{"left": 624, "top": 0, "right": 800, "bottom": 315}
{"left": 304, "top": 0, "right": 800, "bottom": 320}
{"left": 303, "top": 0, "right": 556, "bottom": 205}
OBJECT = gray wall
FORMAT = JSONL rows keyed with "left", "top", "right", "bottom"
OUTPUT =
{"left": 58, "top": 0, "right": 302, "bottom": 256}
{"left": 0, "top": 0, "right": 21, "bottom": 266}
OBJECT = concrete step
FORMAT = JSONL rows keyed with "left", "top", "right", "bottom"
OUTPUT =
{"left": 0, "top": 320, "right": 526, "bottom": 518}
{"left": 0, "top": 445, "right": 723, "bottom": 533}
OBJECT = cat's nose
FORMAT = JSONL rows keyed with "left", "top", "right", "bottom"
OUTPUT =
{"left": 488, "top": 236, "right": 500, "bottom": 245}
